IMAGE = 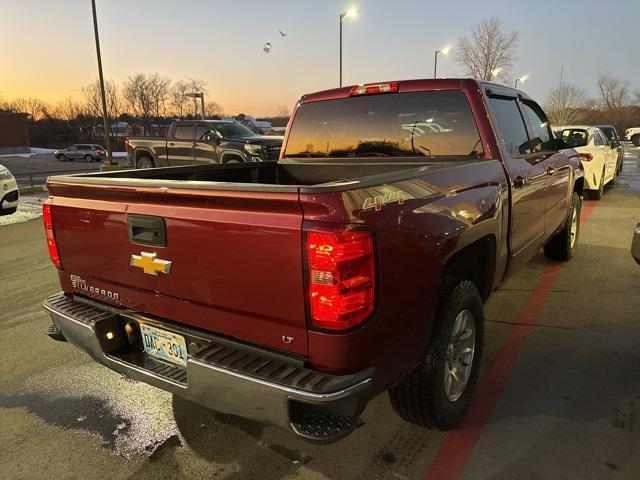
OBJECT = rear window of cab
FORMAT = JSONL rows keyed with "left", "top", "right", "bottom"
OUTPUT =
{"left": 284, "top": 91, "right": 483, "bottom": 159}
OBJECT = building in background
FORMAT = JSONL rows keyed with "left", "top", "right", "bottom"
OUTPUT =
{"left": 0, "top": 112, "right": 30, "bottom": 154}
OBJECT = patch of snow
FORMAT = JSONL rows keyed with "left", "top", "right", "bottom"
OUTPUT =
{"left": 0, "top": 195, "right": 45, "bottom": 226}
{"left": 31, "top": 147, "right": 57, "bottom": 154}
{"left": 112, "top": 152, "right": 127, "bottom": 157}
{"left": 0, "top": 152, "right": 33, "bottom": 158}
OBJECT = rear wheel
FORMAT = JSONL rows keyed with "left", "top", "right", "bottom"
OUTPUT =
{"left": 84, "top": 154, "right": 93, "bottom": 162}
{"left": 632, "top": 134, "right": 640, "bottom": 147}
{"left": 388, "top": 278, "right": 483, "bottom": 430}
{"left": 543, "top": 192, "right": 581, "bottom": 261}
{"left": 1, "top": 206, "right": 17, "bottom": 216}
{"left": 136, "top": 156, "right": 154, "bottom": 169}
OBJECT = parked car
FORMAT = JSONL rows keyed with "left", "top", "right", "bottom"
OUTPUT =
{"left": 633, "top": 223, "right": 640, "bottom": 265}
{"left": 0, "top": 164, "right": 19, "bottom": 216}
{"left": 554, "top": 126, "right": 617, "bottom": 199}
{"left": 43, "top": 79, "right": 583, "bottom": 443}
{"left": 54, "top": 144, "right": 106, "bottom": 162}
{"left": 126, "top": 120, "right": 283, "bottom": 169}
{"left": 626, "top": 127, "right": 640, "bottom": 146}
{"left": 595, "top": 124, "right": 624, "bottom": 174}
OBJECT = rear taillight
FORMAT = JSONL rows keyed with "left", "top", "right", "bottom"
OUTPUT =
{"left": 579, "top": 152, "right": 593, "bottom": 162}
{"left": 43, "top": 202, "right": 62, "bottom": 269}
{"left": 349, "top": 82, "right": 399, "bottom": 96}
{"left": 124, "top": 137, "right": 129, "bottom": 151}
{"left": 306, "top": 227, "right": 375, "bottom": 331}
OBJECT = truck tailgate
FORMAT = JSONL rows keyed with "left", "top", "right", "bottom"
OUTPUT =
{"left": 47, "top": 182, "right": 307, "bottom": 355}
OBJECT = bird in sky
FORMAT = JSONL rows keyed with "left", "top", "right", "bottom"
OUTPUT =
{"left": 263, "top": 42, "right": 272, "bottom": 53}
{"left": 279, "top": 30, "right": 287, "bottom": 38}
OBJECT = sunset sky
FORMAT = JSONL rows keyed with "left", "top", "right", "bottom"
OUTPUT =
{"left": 1, "top": 0, "right": 638, "bottom": 117}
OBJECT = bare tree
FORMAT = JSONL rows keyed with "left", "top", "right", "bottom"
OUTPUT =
{"left": 455, "top": 17, "right": 518, "bottom": 81}
{"left": 122, "top": 73, "right": 154, "bottom": 132}
{"left": 82, "top": 79, "right": 122, "bottom": 143}
{"left": 596, "top": 74, "right": 630, "bottom": 128}
{"left": 275, "top": 105, "right": 291, "bottom": 117}
{"left": 52, "top": 97, "right": 87, "bottom": 121}
{"left": 82, "top": 80, "right": 121, "bottom": 120}
{"left": 204, "top": 101, "right": 223, "bottom": 118}
{"left": 170, "top": 78, "right": 207, "bottom": 117}
{"left": 7, "top": 97, "right": 49, "bottom": 120}
{"left": 545, "top": 83, "right": 587, "bottom": 127}
{"left": 147, "top": 74, "right": 171, "bottom": 118}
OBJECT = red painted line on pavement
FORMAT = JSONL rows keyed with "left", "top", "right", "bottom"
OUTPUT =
{"left": 425, "top": 200, "right": 596, "bottom": 480}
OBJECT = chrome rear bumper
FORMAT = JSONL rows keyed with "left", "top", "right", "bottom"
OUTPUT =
{"left": 43, "top": 293, "right": 374, "bottom": 442}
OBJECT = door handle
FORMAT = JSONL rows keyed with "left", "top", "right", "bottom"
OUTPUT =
{"left": 514, "top": 176, "right": 525, "bottom": 188}
{"left": 546, "top": 167, "right": 556, "bottom": 175}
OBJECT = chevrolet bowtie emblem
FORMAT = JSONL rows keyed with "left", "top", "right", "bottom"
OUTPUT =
{"left": 130, "top": 252, "right": 172, "bottom": 276}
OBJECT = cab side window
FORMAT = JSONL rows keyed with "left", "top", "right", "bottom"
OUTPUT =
{"left": 488, "top": 96, "right": 531, "bottom": 156}
{"left": 593, "top": 131, "right": 603, "bottom": 146}
{"left": 195, "top": 125, "right": 210, "bottom": 140}
{"left": 174, "top": 124, "right": 195, "bottom": 140}
{"left": 521, "top": 101, "right": 555, "bottom": 153}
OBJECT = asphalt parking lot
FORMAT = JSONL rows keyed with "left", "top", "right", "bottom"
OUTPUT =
{"left": 0, "top": 153, "right": 130, "bottom": 188}
{"left": 1, "top": 147, "right": 639, "bottom": 480}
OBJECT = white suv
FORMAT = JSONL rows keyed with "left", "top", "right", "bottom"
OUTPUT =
{"left": 0, "top": 164, "right": 19, "bottom": 215}
{"left": 626, "top": 127, "right": 640, "bottom": 146}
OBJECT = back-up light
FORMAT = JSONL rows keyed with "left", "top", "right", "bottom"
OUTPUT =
{"left": 350, "top": 82, "right": 399, "bottom": 96}
{"left": 43, "top": 202, "right": 62, "bottom": 269}
{"left": 306, "top": 227, "right": 375, "bottom": 331}
{"left": 578, "top": 152, "right": 593, "bottom": 162}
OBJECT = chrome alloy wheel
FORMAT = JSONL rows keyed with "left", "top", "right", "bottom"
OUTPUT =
{"left": 570, "top": 205, "right": 578, "bottom": 249}
{"left": 444, "top": 309, "right": 476, "bottom": 402}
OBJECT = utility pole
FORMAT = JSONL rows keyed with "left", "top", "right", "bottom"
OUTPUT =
{"left": 90, "top": 0, "right": 113, "bottom": 166}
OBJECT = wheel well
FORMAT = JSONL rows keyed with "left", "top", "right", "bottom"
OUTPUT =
{"left": 222, "top": 154, "right": 244, "bottom": 163}
{"left": 442, "top": 235, "right": 496, "bottom": 302}
{"left": 573, "top": 177, "right": 584, "bottom": 196}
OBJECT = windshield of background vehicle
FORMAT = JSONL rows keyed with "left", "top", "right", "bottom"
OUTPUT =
{"left": 213, "top": 122, "right": 257, "bottom": 139}
{"left": 284, "top": 91, "right": 484, "bottom": 159}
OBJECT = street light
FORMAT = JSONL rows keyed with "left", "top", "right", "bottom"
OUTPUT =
{"left": 339, "top": 8, "right": 358, "bottom": 87}
{"left": 433, "top": 45, "right": 452, "bottom": 79}
{"left": 515, "top": 75, "right": 529, "bottom": 89}
{"left": 90, "top": 0, "right": 113, "bottom": 166}
{"left": 186, "top": 92, "right": 205, "bottom": 119}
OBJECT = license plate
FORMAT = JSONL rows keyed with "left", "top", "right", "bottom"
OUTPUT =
{"left": 140, "top": 323, "right": 188, "bottom": 367}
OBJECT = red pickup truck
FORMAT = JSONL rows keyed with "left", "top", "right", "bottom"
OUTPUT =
{"left": 43, "top": 79, "right": 583, "bottom": 443}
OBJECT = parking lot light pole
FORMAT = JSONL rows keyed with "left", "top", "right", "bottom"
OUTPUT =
{"left": 90, "top": 0, "right": 113, "bottom": 166}
{"left": 339, "top": 8, "right": 358, "bottom": 87}
{"left": 433, "top": 46, "right": 451, "bottom": 79}
{"left": 515, "top": 75, "right": 528, "bottom": 89}
{"left": 186, "top": 92, "right": 205, "bottom": 119}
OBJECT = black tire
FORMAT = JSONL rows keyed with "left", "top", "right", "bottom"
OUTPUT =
{"left": 1, "top": 206, "right": 17, "bottom": 216}
{"left": 136, "top": 156, "right": 154, "bottom": 169}
{"left": 57, "top": 154, "right": 66, "bottom": 162}
{"left": 543, "top": 192, "right": 581, "bottom": 262}
{"left": 589, "top": 168, "right": 605, "bottom": 200}
{"left": 84, "top": 154, "right": 93, "bottom": 162}
{"left": 388, "top": 278, "right": 484, "bottom": 430}
{"left": 632, "top": 135, "right": 640, "bottom": 147}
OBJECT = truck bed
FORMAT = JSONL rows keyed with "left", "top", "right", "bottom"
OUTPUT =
{"left": 47, "top": 159, "right": 473, "bottom": 192}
